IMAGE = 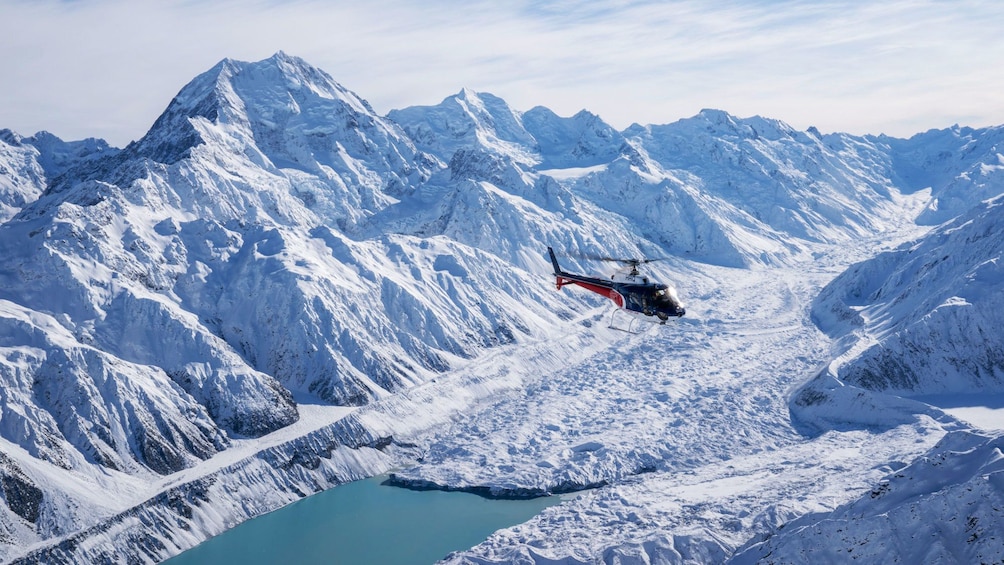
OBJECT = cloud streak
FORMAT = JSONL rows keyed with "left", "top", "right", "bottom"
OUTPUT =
{"left": 2, "top": 0, "right": 1002, "bottom": 146}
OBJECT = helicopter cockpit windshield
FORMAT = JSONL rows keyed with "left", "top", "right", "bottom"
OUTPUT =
{"left": 652, "top": 286, "right": 685, "bottom": 319}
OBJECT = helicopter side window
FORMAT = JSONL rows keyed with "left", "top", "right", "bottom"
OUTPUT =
{"left": 636, "top": 292, "right": 650, "bottom": 313}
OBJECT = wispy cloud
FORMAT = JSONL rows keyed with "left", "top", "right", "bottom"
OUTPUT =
{"left": 2, "top": 0, "right": 1002, "bottom": 145}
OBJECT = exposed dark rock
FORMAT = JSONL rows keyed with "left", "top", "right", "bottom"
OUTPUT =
{"left": 0, "top": 453, "right": 43, "bottom": 524}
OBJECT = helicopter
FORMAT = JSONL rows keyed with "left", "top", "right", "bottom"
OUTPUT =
{"left": 547, "top": 247, "right": 685, "bottom": 326}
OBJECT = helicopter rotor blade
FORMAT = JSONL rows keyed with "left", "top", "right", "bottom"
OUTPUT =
{"left": 555, "top": 249, "right": 671, "bottom": 269}
{"left": 576, "top": 253, "right": 625, "bottom": 263}
{"left": 580, "top": 255, "right": 668, "bottom": 266}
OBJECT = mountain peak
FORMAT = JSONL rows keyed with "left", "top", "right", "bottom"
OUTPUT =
{"left": 268, "top": 49, "right": 295, "bottom": 62}
{"left": 0, "top": 128, "right": 24, "bottom": 145}
{"left": 456, "top": 86, "right": 478, "bottom": 100}
{"left": 521, "top": 105, "right": 624, "bottom": 168}
{"left": 124, "top": 58, "right": 235, "bottom": 164}
{"left": 695, "top": 108, "right": 745, "bottom": 132}
{"left": 127, "top": 54, "right": 397, "bottom": 169}
{"left": 33, "top": 53, "right": 424, "bottom": 231}
{"left": 389, "top": 87, "right": 537, "bottom": 165}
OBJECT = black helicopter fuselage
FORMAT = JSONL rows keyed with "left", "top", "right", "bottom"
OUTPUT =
{"left": 548, "top": 247, "right": 685, "bottom": 322}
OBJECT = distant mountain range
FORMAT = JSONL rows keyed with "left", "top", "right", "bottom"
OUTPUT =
{"left": 2, "top": 52, "right": 1002, "bottom": 563}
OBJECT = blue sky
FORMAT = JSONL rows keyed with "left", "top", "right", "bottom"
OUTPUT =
{"left": 2, "top": 0, "right": 1002, "bottom": 147}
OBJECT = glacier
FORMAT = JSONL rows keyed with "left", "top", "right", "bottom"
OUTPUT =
{"left": 1, "top": 51, "right": 1002, "bottom": 563}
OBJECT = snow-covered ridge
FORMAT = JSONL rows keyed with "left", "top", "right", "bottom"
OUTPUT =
{"left": 810, "top": 194, "right": 1004, "bottom": 396}
{"left": 732, "top": 430, "right": 1004, "bottom": 564}
{"left": 385, "top": 93, "right": 956, "bottom": 268}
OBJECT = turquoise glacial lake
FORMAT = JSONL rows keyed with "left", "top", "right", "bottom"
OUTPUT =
{"left": 165, "top": 475, "right": 562, "bottom": 565}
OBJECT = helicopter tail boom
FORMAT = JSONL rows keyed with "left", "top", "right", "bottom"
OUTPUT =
{"left": 547, "top": 247, "right": 626, "bottom": 306}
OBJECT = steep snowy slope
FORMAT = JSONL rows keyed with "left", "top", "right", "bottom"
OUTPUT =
{"left": 388, "top": 88, "right": 539, "bottom": 168}
{"left": 808, "top": 194, "right": 1004, "bottom": 396}
{"left": 731, "top": 430, "right": 1004, "bottom": 564}
{"left": 613, "top": 112, "right": 912, "bottom": 261}
{"left": 521, "top": 106, "right": 625, "bottom": 169}
{"left": 754, "top": 189, "right": 1004, "bottom": 563}
{"left": 379, "top": 89, "right": 654, "bottom": 269}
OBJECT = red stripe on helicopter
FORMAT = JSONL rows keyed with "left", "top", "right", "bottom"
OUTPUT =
{"left": 556, "top": 277, "right": 624, "bottom": 308}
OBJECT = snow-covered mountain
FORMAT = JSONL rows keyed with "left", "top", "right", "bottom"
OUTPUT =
{"left": 808, "top": 193, "right": 1004, "bottom": 397}
{"left": 2, "top": 52, "right": 1003, "bottom": 563}
{"left": 389, "top": 90, "right": 937, "bottom": 268}
{"left": 0, "top": 53, "right": 610, "bottom": 558}
{"left": 879, "top": 124, "right": 1004, "bottom": 225}
{"left": 0, "top": 130, "right": 115, "bottom": 223}
{"left": 768, "top": 165, "right": 1004, "bottom": 563}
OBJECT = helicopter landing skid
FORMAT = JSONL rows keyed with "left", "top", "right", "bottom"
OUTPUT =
{"left": 608, "top": 309, "right": 652, "bottom": 334}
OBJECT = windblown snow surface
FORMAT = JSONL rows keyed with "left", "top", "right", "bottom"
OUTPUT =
{"left": 1, "top": 52, "right": 1003, "bottom": 564}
